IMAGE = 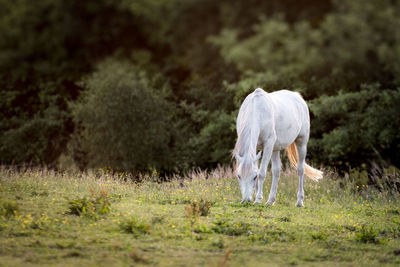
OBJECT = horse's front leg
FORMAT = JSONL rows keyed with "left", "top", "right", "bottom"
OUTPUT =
{"left": 254, "top": 144, "right": 273, "bottom": 204}
{"left": 266, "top": 151, "right": 281, "bottom": 205}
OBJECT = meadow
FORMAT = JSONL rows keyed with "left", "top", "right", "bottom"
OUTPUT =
{"left": 1, "top": 166, "right": 400, "bottom": 266}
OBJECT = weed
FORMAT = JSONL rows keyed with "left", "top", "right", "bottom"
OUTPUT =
{"left": 211, "top": 238, "right": 224, "bottom": 249}
{"left": 29, "top": 216, "right": 50, "bottom": 230}
{"left": 161, "top": 198, "right": 192, "bottom": 205}
{"left": 388, "top": 208, "right": 400, "bottom": 215}
{"left": 193, "top": 223, "right": 212, "bottom": 234}
{"left": 55, "top": 241, "right": 75, "bottom": 249}
{"left": 0, "top": 201, "right": 18, "bottom": 217}
{"left": 31, "top": 190, "right": 49, "bottom": 197}
{"left": 151, "top": 216, "right": 165, "bottom": 225}
{"left": 218, "top": 249, "right": 231, "bottom": 267}
{"left": 67, "top": 190, "right": 111, "bottom": 219}
{"left": 356, "top": 225, "right": 379, "bottom": 243}
{"left": 129, "top": 249, "right": 148, "bottom": 263}
{"left": 267, "top": 229, "right": 296, "bottom": 242}
{"left": 193, "top": 233, "right": 206, "bottom": 241}
{"left": 279, "top": 216, "right": 291, "bottom": 222}
{"left": 185, "top": 199, "right": 212, "bottom": 219}
{"left": 248, "top": 234, "right": 270, "bottom": 244}
{"left": 212, "top": 219, "right": 250, "bottom": 236}
{"left": 240, "top": 202, "right": 253, "bottom": 207}
{"left": 121, "top": 217, "right": 151, "bottom": 237}
{"left": 63, "top": 251, "right": 83, "bottom": 258}
{"left": 343, "top": 225, "right": 356, "bottom": 232}
{"left": 311, "top": 231, "right": 327, "bottom": 240}
{"left": 325, "top": 239, "right": 340, "bottom": 248}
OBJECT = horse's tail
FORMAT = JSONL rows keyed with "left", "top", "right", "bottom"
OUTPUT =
{"left": 287, "top": 142, "right": 323, "bottom": 182}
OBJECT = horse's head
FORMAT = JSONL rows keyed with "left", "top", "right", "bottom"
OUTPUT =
{"left": 234, "top": 151, "right": 261, "bottom": 203}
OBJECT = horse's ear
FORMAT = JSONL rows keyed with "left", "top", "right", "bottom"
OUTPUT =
{"left": 254, "top": 151, "right": 262, "bottom": 162}
{"left": 234, "top": 152, "right": 243, "bottom": 162}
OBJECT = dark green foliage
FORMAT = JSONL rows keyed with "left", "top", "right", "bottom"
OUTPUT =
{"left": 67, "top": 190, "right": 111, "bottom": 219}
{"left": 187, "top": 110, "right": 236, "bottom": 167}
{"left": 70, "top": 59, "right": 182, "bottom": 173}
{"left": 309, "top": 87, "right": 400, "bottom": 170}
{"left": 212, "top": 0, "right": 400, "bottom": 172}
{"left": 1, "top": 0, "right": 400, "bottom": 177}
{"left": 0, "top": 0, "right": 146, "bottom": 166}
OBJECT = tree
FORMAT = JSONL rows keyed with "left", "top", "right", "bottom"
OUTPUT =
{"left": 211, "top": 0, "right": 400, "bottom": 171}
{"left": 0, "top": 0, "right": 147, "bottom": 165}
{"left": 70, "top": 59, "right": 183, "bottom": 173}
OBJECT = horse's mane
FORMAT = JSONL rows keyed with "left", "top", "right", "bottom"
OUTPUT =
{"left": 233, "top": 94, "right": 260, "bottom": 159}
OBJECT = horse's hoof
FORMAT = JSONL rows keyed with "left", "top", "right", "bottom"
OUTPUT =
{"left": 296, "top": 201, "right": 304, "bottom": 207}
{"left": 254, "top": 199, "right": 262, "bottom": 204}
{"left": 265, "top": 200, "right": 275, "bottom": 206}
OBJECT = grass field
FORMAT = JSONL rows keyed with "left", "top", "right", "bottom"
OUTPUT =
{"left": 1, "top": 166, "right": 400, "bottom": 266}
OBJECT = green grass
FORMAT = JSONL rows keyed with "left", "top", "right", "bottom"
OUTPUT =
{"left": 0, "top": 167, "right": 400, "bottom": 266}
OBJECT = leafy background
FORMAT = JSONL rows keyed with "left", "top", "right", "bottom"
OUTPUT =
{"left": 1, "top": 0, "right": 399, "bottom": 176}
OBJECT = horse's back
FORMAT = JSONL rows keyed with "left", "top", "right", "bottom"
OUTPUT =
{"left": 269, "top": 90, "right": 310, "bottom": 148}
{"left": 269, "top": 90, "right": 309, "bottom": 119}
{"left": 237, "top": 88, "right": 310, "bottom": 150}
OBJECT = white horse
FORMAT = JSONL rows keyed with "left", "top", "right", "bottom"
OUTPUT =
{"left": 233, "top": 88, "right": 323, "bottom": 207}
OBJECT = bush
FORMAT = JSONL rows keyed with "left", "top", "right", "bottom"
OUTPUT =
{"left": 185, "top": 199, "right": 212, "bottom": 219}
{"left": 70, "top": 59, "right": 184, "bottom": 174}
{"left": 212, "top": 0, "right": 400, "bottom": 172}
{"left": 121, "top": 217, "right": 151, "bottom": 237}
{"left": 356, "top": 225, "right": 379, "bottom": 244}
{"left": 311, "top": 231, "right": 327, "bottom": 241}
{"left": 67, "top": 190, "right": 111, "bottom": 219}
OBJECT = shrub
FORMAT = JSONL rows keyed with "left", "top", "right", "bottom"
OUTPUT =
{"left": 70, "top": 59, "right": 183, "bottom": 174}
{"left": 356, "top": 225, "right": 379, "bottom": 244}
{"left": 67, "top": 190, "right": 111, "bottom": 219}
{"left": 121, "top": 217, "right": 151, "bottom": 237}
{"left": 185, "top": 199, "right": 212, "bottom": 219}
{"left": 311, "top": 231, "right": 327, "bottom": 241}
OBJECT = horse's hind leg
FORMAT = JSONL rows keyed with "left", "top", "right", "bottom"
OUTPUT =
{"left": 266, "top": 151, "right": 281, "bottom": 205}
{"left": 295, "top": 141, "right": 307, "bottom": 207}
